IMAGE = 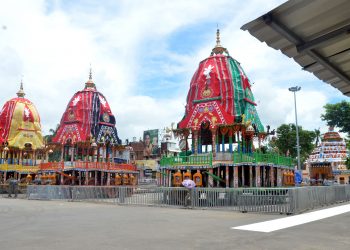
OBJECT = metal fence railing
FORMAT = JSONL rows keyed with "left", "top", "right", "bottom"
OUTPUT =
{"left": 26, "top": 185, "right": 350, "bottom": 214}
{"left": 1, "top": 184, "right": 27, "bottom": 195}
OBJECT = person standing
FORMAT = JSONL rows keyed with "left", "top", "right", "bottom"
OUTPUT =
{"left": 8, "top": 177, "right": 18, "bottom": 198}
{"left": 182, "top": 176, "right": 196, "bottom": 207}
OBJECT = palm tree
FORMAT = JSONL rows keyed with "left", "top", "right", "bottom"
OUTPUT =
{"left": 314, "top": 128, "right": 321, "bottom": 147}
{"left": 44, "top": 124, "right": 60, "bottom": 143}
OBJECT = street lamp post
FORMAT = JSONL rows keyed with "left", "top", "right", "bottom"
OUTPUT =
{"left": 289, "top": 86, "right": 301, "bottom": 170}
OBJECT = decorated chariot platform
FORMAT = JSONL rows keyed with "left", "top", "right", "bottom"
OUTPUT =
{"left": 159, "top": 30, "right": 296, "bottom": 188}
{"left": 0, "top": 72, "right": 138, "bottom": 186}
{"left": 160, "top": 152, "right": 295, "bottom": 188}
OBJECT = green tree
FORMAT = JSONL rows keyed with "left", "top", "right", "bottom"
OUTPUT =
{"left": 275, "top": 124, "right": 316, "bottom": 163}
{"left": 321, "top": 101, "right": 350, "bottom": 135}
{"left": 43, "top": 124, "right": 60, "bottom": 143}
{"left": 43, "top": 124, "right": 61, "bottom": 162}
{"left": 314, "top": 128, "right": 321, "bottom": 147}
{"left": 346, "top": 139, "right": 350, "bottom": 170}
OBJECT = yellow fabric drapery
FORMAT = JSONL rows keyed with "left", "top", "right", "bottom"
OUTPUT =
{"left": 5, "top": 99, "right": 44, "bottom": 150}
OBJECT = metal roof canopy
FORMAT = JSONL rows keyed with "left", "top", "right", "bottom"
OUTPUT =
{"left": 241, "top": 0, "right": 350, "bottom": 96}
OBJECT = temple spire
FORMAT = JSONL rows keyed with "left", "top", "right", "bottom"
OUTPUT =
{"left": 211, "top": 28, "right": 229, "bottom": 56}
{"left": 16, "top": 78, "right": 25, "bottom": 98}
{"left": 216, "top": 28, "right": 221, "bottom": 47}
{"left": 85, "top": 65, "right": 96, "bottom": 89}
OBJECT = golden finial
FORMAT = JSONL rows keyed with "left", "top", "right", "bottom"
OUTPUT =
{"left": 16, "top": 78, "right": 25, "bottom": 98}
{"left": 85, "top": 65, "right": 96, "bottom": 89}
{"left": 211, "top": 27, "right": 229, "bottom": 56}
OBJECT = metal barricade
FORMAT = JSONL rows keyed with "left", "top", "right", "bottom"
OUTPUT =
{"left": 26, "top": 185, "right": 350, "bottom": 214}
{"left": 237, "top": 188, "right": 292, "bottom": 214}
{"left": 27, "top": 185, "right": 72, "bottom": 200}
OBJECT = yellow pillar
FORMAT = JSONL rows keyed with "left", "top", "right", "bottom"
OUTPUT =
{"left": 85, "top": 171, "right": 89, "bottom": 185}
{"left": 20, "top": 150, "right": 23, "bottom": 165}
{"left": 33, "top": 150, "right": 36, "bottom": 166}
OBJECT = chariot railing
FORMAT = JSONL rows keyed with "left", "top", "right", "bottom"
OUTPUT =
{"left": 233, "top": 152, "right": 294, "bottom": 168}
{"left": 160, "top": 153, "right": 213, "bottom": 166}
{"left": 160, "top": 152, "right": 294, "bottom": 168}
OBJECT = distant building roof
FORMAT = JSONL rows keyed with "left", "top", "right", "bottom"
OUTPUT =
{"left": 130, "top": 141, "right": 144, "bottom": 151}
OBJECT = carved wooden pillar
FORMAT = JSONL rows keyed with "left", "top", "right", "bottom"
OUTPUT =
{"left": 270, "top": 167, "right": 275, "bottom": 187}
{"left": 19, "top": 150, "right": 23, "bottom": 165}
{"left": 277, "top": 168, "right": 282, "bottom": 187}
{"left": 234, "top": 166, "right": 238, "bottom": 188}
{"left": 228, "top": 129, "right": 233, "bottom": 153}
{"left": 191, "top": 132, "right": 195, "bottom": 153}
{"left": 225, "top": 166, "right": 229, "bottom": 187}
{"left": 45, "top": 150, "right": 49, "bottom": 163}
{"left": 33, "top": 150, "right": 36, "bottom": 166}
{"left": 79, "top": 171, "right": 82, "bottom": 185}
{"left": 241, "top": 166, "right": 245, "bottom": 187}
{"left": 211, "top": 128, "right": 217, "bottom": 157}
{"left": 256, "top": 166, "right": 261, "bottom": 187}
{"left": 166, "top": 169, "right": 170, "bottom": 187}
{"left": 193, "top": 130, "right": 198, "bottom": 155}
{"left": 60, "top": 145, "right": 64, "bottom": 162}
{"left": 198, "top": 132, "right": 202, "bottom": 154}
{"left": 93, "top": 147, "right": 98, "bottom": 162}
{"left": 249, "top": 165, "right": 253, "bottom": 187}
{"left": 107, "top": 172, "right": 111, "bottom": 186}
{"left": 70, "top": 147, "right": 74, "bottom": 163}
{"left": 208, "top": 169, "right": 213, "bottom": 187}
{"left": 216, "top": 168, "right": 221, "bottom": 187}
{"left": 263, "top": 166, "right": 266, "bottom": 187}
{"left": 220, "top": 127, "right": 229, "bottom": 153}
{"left": 85, "top": 171, "right": 89, "bottom": 185}
{"left": 72, "top": 171, "right": 75, "bottom": 185}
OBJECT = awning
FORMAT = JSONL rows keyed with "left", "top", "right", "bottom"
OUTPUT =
{"left": 241, "top": 0, "right": 350, "bottom": 96}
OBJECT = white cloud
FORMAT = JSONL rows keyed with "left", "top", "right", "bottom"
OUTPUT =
{"left": 0, "top": 0, "right": 346, "bottom": 143}
{"left": 253, "top": 78, "right": 328, "bottom": 131}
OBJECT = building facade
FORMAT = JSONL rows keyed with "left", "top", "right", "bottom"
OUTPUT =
{"left": 307, "top": 128, "right": 349, "bottom": 184}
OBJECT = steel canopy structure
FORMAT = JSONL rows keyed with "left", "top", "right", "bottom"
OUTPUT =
{"left": 241, "top": 0, "right": 350, "bottom": 96}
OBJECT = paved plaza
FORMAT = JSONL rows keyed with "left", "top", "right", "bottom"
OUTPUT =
{"left": 0, "top": 198, "right": 349, "bottom": 250}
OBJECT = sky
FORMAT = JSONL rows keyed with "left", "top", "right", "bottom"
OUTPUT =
{"left": 0, "top": 0, "right": 348, "bottom": 143}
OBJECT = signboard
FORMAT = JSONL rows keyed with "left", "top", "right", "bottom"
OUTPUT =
{"left": 143, "top": 129, "right": 159, "bottom": 157}
{"left": 144, "top": 169, "right": 153, "bottom": 176}
{"left": 135, "top": 160, "right": 158, "bottom": 171}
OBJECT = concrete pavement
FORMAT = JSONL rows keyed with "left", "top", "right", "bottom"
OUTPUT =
{"left": 0, "top": 198, "right": 349, "bottom": 250}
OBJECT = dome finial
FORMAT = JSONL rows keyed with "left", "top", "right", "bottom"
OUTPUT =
{"left": 211, "top": 27, "right": 229, "bottom": 56}
{"left": 89, "top": 64, "right": 92, "bottom": 80}
{"left": 17, "top": 78, "right": 25, "bottom": 98}
{"left": 85, "top": 64, "right": 96, "bottom": 89}
{"left": 216, "top": 27, "right": 221, "bottom": 47}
